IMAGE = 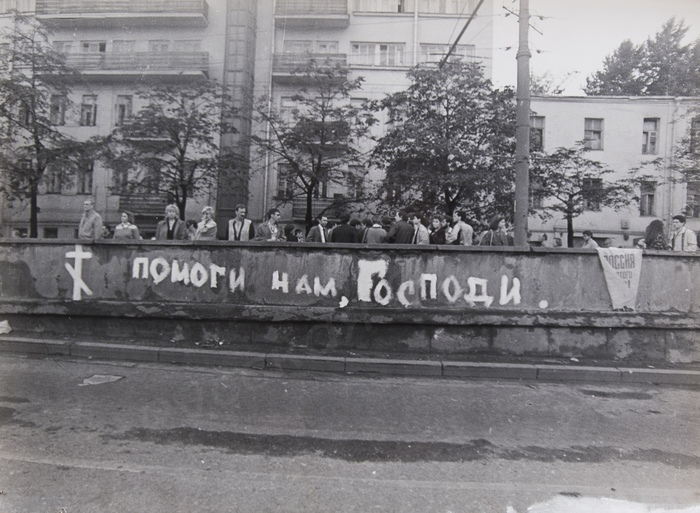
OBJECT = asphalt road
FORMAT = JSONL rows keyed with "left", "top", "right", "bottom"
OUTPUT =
{"left": 0, "top": 354, "right": 698, "bottom": 513}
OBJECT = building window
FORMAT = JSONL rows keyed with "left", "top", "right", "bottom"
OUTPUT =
{"left": 419, "top": 0, "right": 473, "bottom": 14}
{"left": 173, "top": 40, "right": 201, "bottom": 53}
{"left": 350, "top": 43, "right": 405, "bottom": 67}
{"left": 584, "top": 118, "right": 604, "bottom": 150}
{"left": 1, "top": 0, "right": 33, "bottom": 13}
{"left": 529, "top": 177, "right": 544, "bottom": 209}
{"left": 639, "top": 181, "right": 656, "bottom": 217}
{"left": 690, "top": 116, "right": 700, "bottom": 155}
{"left": 53, "top": 41, "right": 73, "bottom": 54}
{"left": 80, "top": 95, "right": 98, "bottom": 126}
{"left": 113, "top": 40, "right": 135, "bottom": 54}
{"left": 347, "top": 166, "right": 365, "bottom": 200}
{"left": 43, "top": 227, "right": 58, "bottom": 239}
{"left": 115, "top": 95, "right": 132, "bottom": 126}
{"left": 687, "top": 182, "right": 700, "bottom": 218}
{"left": 17, "top": 102, "right": 30, "bottom": 127}
{"left": 419, "top": 43, "right": 475, "bottom": 64}
{"left": 77, "top": 162, "right": 93, "bottom": 195}
{"left": 283, "top": 40, "right": 313, "bottom": 53}
{"left": 582, "top": 178, "right": 602, "bottom": 211}
{"left": 49, "top": 95, "right": 67, "bottom": 126}
{"left": 44, "top": 167, "right": 62, "bottom": 194}
{"left": 316, "top": 41, "right": 339, "bottom": 54}
{"left": 276, "top": 170, "right": 295, "bottom": 200}
{"left": 112, "top": 168, "right": 129, "bottom": 193}
{"left": 531, "top": 116, "right": 545, "bottom": 151}
{"left": 81, "top": 41, "right": 106, "bottom": 53}
{"left": 642, "top": 118, "right": 658, "bottom": 154}
{"left": 354, "top": 0, "right": 409, "bottom": 12}
{"left": 148, "top": 40, "right": 170, "bottom": 53}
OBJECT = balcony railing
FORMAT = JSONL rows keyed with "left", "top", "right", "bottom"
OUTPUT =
{"left": 36, "top": 0, "right": 208, "bottom": 27}
{"left": 273, "top": 53, "right": 347, "bottom": 79}
{"left": 63, "top": 52, "right": 209, "bottom": 76}
{"left": 276, "top": 0, "right": 347, "bottom": 15}
{"left": 275, "top": 0, "right": 349, "bottom": 27}
{"left": 291, "top": 196, "right": 348, "bottom": 220}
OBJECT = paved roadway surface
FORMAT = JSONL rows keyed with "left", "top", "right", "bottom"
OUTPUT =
{"left": 0, "top": 354, "right": 698, "bottom": 513}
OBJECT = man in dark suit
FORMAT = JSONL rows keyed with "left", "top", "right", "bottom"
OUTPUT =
{"left": 330, "top": 213, "right": 359, "bottom": 243}
{"left": 306, "top": 215, "right": 329, "bottom": 243}
{"left": 387, "top": 209, "right": 414, "bottom": 244}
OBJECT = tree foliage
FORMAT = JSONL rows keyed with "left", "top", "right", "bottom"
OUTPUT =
{"left": 251, "top": 59, "right": 375, "bottom": 230}
{"left": 0, "top": 12, "right": 84, "bottom": 237}
{"left": 586, "top": 18, "right": 700, "bottom": 96}
{"left": 530, "top": 145, "right": 635, "bottom": 247}
{"left": 98, "top": 80, "right": 239, "bottom": 219}
{"left": 370, "top": 61, "right": 516, "bottom": 223}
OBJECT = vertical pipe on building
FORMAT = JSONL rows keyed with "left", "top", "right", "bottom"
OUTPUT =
{"left": 262, "top": 0, "right": 277, "bottom": 215}
{"left": 666, "top": 98, "right": 681, "bottom": 224}
{"left": 513, "top": 0, "right": 531, "bottom": 246}
{"left": 413, "top": 0, "right": 418, "bottom": 66}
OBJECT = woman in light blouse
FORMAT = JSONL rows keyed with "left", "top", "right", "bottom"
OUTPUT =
{"left": 193, "top": 206, "right": 218, "bottom": 240}
{"left": 112, "top": 212, "right": 141, "bottom": 240}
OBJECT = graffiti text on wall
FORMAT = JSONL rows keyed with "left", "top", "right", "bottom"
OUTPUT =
{"left": 63, "top": 246, "right": 524, "bottom": 308}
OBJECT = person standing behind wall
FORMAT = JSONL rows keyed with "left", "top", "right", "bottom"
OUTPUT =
{"left": 155, "top": 204, "right": 188, "bottom": 240}
{"left": 255, "top": 208, "right": 285, "bottom": 241}
{"left": 669, "top": 214, "right": 698, "bottom": 252}
{"left": 227, "top": 204, "right": 255, "bottom": 242}
{"left": 409, "top": 212, "right": 430, "bottom": 245}
{"left": 306, "top": 215, "right": 328, "bottom": 242}
{"left": 479, "top": 215, "right": 511, "bottom": 246}
{"left": 387, "top": 210, "right": 414, "bottom": 244}
{"left": 429, "top": 215, "right": 446, "bottom": 244}
{"left": 331, "top": 213, "right": 359, "bottom": 243}
{"left": 78, "top": 198, "right": 104, "bottom": 240}
{"left": 581, "top": 230, "right": 599, "bottom": 249}
{"left": 446, "top": 211, "right": 473, "bottom": 246}
{"left": 193, "top": 206, "right": 218, "bottom": 241}
{"left": 364, "top": 217, "right": 387, "bottom": 243}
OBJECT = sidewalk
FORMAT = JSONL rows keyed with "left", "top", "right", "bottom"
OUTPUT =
{"left": 1, "top": 334, "right": 699, "bottom": 386}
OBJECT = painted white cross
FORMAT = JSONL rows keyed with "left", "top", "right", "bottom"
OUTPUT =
{"left": 65, "top": 244, "right": 93, "bottom": 301}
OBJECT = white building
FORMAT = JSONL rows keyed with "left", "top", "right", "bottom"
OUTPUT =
{"left": 0, "top": 0, "right": 237, "bottom": 238}
{"left": 529, "top": 95, "right": 700, "bottom": 248}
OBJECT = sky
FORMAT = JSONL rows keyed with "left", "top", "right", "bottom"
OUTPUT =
{"left": 489, "top": 0, "right": 700, "bottom": 95}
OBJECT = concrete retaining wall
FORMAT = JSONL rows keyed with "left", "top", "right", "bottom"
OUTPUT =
{"left": 0, "top": 240, "right": 698, "bottom": 363}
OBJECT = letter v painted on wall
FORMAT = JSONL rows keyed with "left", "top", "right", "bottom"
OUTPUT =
{"left": 65, "top": 244, "right": 93, "bottom": 301}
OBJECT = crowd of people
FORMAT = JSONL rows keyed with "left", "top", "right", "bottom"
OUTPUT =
{"left": 73, "top": 199, "right": 698, "bottom": 253}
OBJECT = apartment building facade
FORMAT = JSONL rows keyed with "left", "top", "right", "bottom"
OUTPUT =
{"left": 0, "top": 0, "right": 256, "bottom": 238}
{"left": 529, "top": 95, "right": 700, "bottom": 248}
{"left": 248, "top": 0, "right": 495, "bottom": 222}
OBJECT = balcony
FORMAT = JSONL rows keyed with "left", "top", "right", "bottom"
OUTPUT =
{"left": 119, "top": 194, "right": 168, "bottom": 218}
{"left": 63, "top": 52, "right": 209, "bottom": 80}
{"left": 35, "top": 0, "right": 208, "bottom": 28}
{"left": 272, "top": 53, "right": 347, "bottom": 83}
{"left": 291, "top": 196, "right": 349, "bottom": 220}
{"left": 275, "top": 0, "right": 349, "bottom": 28}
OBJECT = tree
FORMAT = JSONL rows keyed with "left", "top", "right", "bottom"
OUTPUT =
{"left": 370, "top": 61, "right": 516, "bottom": 222}
{"left": 251, "top": 59, "right": 375, "bottom": 231}
{"left": 530, "top": 145, "right": 635, "bottom": 247}
{"left": 0, "top": 12, "right": 84, "bottom": 238}
{"left": 98, "top": 80, "right": 239, "bottom": 220}
{"left": 585, "top": 18, "right": 700, "bottom": 96}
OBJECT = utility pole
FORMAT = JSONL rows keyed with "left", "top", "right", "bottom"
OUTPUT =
{"left": 513, "top": 0, "right": 531, "bottom": 246}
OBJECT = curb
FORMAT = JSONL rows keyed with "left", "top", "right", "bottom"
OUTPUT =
{"left": 1, "top": 336, "right": 699, "bottom": 385}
